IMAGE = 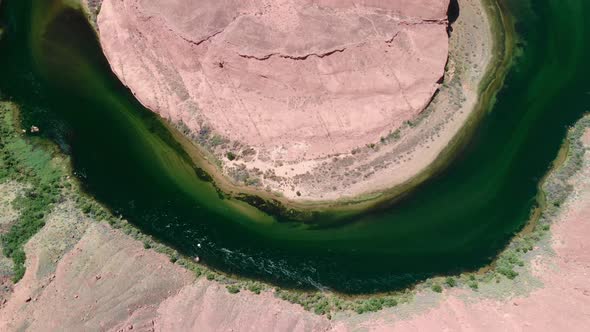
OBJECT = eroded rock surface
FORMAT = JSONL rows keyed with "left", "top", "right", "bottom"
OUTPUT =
{"left": 97, "top": 0, "right": 450, "bottom": 200}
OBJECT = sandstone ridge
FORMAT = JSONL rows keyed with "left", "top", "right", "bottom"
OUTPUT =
{"left": 97, "top": 0, "right": 452, "bottom": 201}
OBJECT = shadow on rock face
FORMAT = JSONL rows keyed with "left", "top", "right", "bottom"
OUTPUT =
{"left": 447, "top": 0, "right": 460, "bottom": 34}
{"left": 449, "top": 0, "right": 460, "bottom": 24}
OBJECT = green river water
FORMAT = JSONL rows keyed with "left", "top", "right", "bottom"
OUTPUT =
{"left": 0, "top": 0, "right": 588, "bottom": 293}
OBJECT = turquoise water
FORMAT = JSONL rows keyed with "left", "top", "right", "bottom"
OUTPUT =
{"left": 0, "top": 0, "right": 588, "bottom": 293}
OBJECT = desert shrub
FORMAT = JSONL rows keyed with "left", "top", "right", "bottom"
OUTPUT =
{"left": 209, "top": 134, "right": 227, "bottom": 147}
{"left": 226, "top": 285, "right": 240, "bottom": 294}
{"left": 313, "top": 298, "right": 330, "bottom": 315}
{"left": 355, "top": 298, "right": 384, "bottom": 314}
{"left": 387, "top": 129, "right": 401, "bottom": 141}
{"left": 445, "top": 277, "right": 457, "bottom": 287}
{"left": 431, "top": 284, "right": 443, "bottom": 293}
{"left": 244, "top": 176, "right": 261, "bottom": 186}
{"left": 497, "top": 266, "right": 518, "bottom": 279}
{"left": 226, "top": 151, "right": 236, "bottom": 161}
{"left": 247, "top": 283, "right": 263, "bottom": 294}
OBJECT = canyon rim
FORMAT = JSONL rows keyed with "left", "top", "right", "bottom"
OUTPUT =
{"left": 93, "top": 0, "right": 494, "bottom": 205}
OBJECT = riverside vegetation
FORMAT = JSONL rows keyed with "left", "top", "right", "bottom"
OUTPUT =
{"left": 2, "top": 100, "right": 589, "bottom": 316}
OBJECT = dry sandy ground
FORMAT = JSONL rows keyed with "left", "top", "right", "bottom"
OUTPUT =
{"left": 94, "top": 0, "right": 480, "bottom": 202}
{"left": 0, "top": 198, "right": 327, "bottom": 331}
{"left": 1, "top": 129, "right": 589, "bottom": 331}
{"left": 0, "top": 182, "right": 27, "bottom": 305}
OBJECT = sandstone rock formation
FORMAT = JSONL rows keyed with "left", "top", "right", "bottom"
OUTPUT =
{"left": 97, "top": 0, "right": 450, "bottom": 201}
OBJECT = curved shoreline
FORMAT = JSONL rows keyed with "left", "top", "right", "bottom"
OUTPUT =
{"left": 2, "top": 0, "right": 589, "bottom": 306}
{"left": 3, "top": 93, "right": 590, "bottom": 327}
{"left": 2, "top": 98, "right": 588, "bottom": 319}
{"left": 90, "top": 0, "right": 515, "bottom": 218}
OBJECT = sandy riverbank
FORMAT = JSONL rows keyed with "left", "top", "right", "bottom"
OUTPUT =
{"left": 88, "top": 0, "right": 507, "bottom": 209}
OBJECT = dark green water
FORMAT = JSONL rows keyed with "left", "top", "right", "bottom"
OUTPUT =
{"left": 0, "top": 0, "right": 588, "bottom": 293}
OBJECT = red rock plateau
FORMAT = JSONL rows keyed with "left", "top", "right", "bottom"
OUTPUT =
{"left": 97, "top": 0, "right": 453, "bottom": 201}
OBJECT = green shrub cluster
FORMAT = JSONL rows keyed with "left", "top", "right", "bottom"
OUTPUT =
{"left": 226, "top": 151, "right": 237, "bottom": 161}
{"left": 431, "top": 284, "right": 443, "bottom": 293}
{"left": 225, "top": 284, "right": 240, "bottom": 294}
{"left": 354, "top": 297, "right": 399, "bottom": 314}
{"left": 0, "top": 104, "right": 64, "bottom": 281}
{"left": 274, "top": 289, "right": 403, "bottom": 316}
{"left": 445, "top": 277, "right": 457, "bottom": 287}
{"left": 246, "top": 282, "right": 264, "bottom": 295}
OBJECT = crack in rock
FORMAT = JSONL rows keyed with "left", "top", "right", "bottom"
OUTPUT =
{"left": 238, "top": 48, "right": 346, "bottom": 61}
{"left": 235, "top": 18, "right": 447, "bottom": 62}
{"left": 385, "top": 31, "right": 402, "bottom": 44}
{"left": 189, "top": 30, "right": 224, "bottom": 46}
